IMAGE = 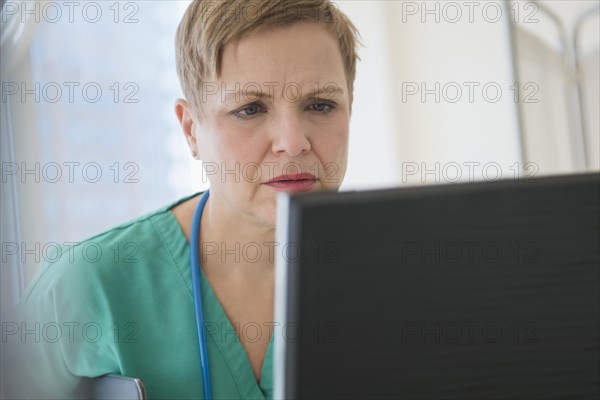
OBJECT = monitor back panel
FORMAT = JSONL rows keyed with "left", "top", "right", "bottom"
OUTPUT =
{"left": 279, "top": 173, "right": 600, "bottom": 399}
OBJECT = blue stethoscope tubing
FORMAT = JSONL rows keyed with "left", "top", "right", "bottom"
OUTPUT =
{"left": 190, "top": 190, "right": 212, "bottom": 400}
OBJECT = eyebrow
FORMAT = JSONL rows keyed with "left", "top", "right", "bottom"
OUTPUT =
{"left": 224, "top": 84, "right": 345, "bottom": 102}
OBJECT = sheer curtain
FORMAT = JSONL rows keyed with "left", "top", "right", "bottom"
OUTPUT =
{"left": 511, "top": 1, "right": 600, "bottom": 174}
{"left": 578, "top": 8, "right": 600, "bottom": 170}
{"left": 7, "top": 1, "right": 205, "bottom": 284}
{"left": 581, "top": 48, "right": 599, "bottom": 169}
{"left": 28, "top": 1, "right": 199, "bottom": 241}
{"left": 514, "top": 25, "right": 576, "bottom": 173}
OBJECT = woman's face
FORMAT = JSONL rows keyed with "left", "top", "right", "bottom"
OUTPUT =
{"left": 187, "top": 21, "right": 351, "bottom": 228}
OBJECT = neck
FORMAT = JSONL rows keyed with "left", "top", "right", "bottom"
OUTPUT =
{"left": 199, "top": 192, "right": 276, "bottom": 279}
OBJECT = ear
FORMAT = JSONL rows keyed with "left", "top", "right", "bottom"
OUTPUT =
{"left": 175, "top": 98, "right": 200, "bottom": 159}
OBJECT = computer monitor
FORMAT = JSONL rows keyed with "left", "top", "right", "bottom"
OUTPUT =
{"left": 274, "top": 172, "right": 600, "bottom": 399}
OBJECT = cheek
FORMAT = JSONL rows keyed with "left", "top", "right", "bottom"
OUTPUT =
{"left": 327, "top": 121, "right": 349, "bottom": 160}
{"left": 220, "top": 136, "right": 267, "bottom": 171}
{"left": 203, "top": 120, "right": 259, "bottom": 164}
{"left": 206, "top": 125, "right": 270, "bottom": 193}
{"left": 315, "top": 121, "right": 349, "bottom": 185}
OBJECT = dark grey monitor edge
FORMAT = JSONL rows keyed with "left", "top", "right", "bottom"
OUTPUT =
{"left": 288, "top": 172, "right": 600, "bottom": 209}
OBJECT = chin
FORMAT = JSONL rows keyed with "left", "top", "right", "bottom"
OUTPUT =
{"left": 258, "top": 207, "right": 277, "bottom": 229}
{"left": 254, "top": 194, "right": 278, "bottom": 228}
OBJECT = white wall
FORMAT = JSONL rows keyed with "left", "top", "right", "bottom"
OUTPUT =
{"left": 335, "top": 1, "right": 400, "bottom": 189}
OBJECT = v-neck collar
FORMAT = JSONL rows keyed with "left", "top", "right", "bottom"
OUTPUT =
{"left": 199, "top": 266, "right": 274, "bottom": 398}
{"left": 162, "top": 192, "right": 274, "bottom": 399}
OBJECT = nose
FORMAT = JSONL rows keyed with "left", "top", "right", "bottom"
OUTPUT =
{"left": 271, "top": 111, "right": 311, "bottom": 157}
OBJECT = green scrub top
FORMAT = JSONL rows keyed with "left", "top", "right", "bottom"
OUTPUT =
{"left": 16, "top": 192, "right": 274, "bottom": 399}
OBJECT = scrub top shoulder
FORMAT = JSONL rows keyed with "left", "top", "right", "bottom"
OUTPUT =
{"left": 15, "top": 192, "right": 274, "bottom": 399}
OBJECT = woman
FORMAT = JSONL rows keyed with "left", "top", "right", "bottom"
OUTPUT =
{"left": 16, "top": 0, "right": 361, "bottom": 398}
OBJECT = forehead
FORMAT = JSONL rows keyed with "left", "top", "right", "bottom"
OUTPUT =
{"left": 218, "top": 21, "right": 346, "bottom": 91}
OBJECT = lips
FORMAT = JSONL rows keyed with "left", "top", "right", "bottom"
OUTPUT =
{"left": 264, "top": 172, "right": 317, "bottom": 192}
{"left": 268, "top": 172, "right": 317, "bottom": 183}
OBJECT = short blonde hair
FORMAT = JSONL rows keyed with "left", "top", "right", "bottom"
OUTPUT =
{"left": 175, "top": 0, "right": 362, "bottom": 116}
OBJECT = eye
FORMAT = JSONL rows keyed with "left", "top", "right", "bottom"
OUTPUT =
{"left": 232, "top": 103, "right": 265, "bottom": 119}
{"left": 308, "top": 101, "right": 336, "bottom": 113}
